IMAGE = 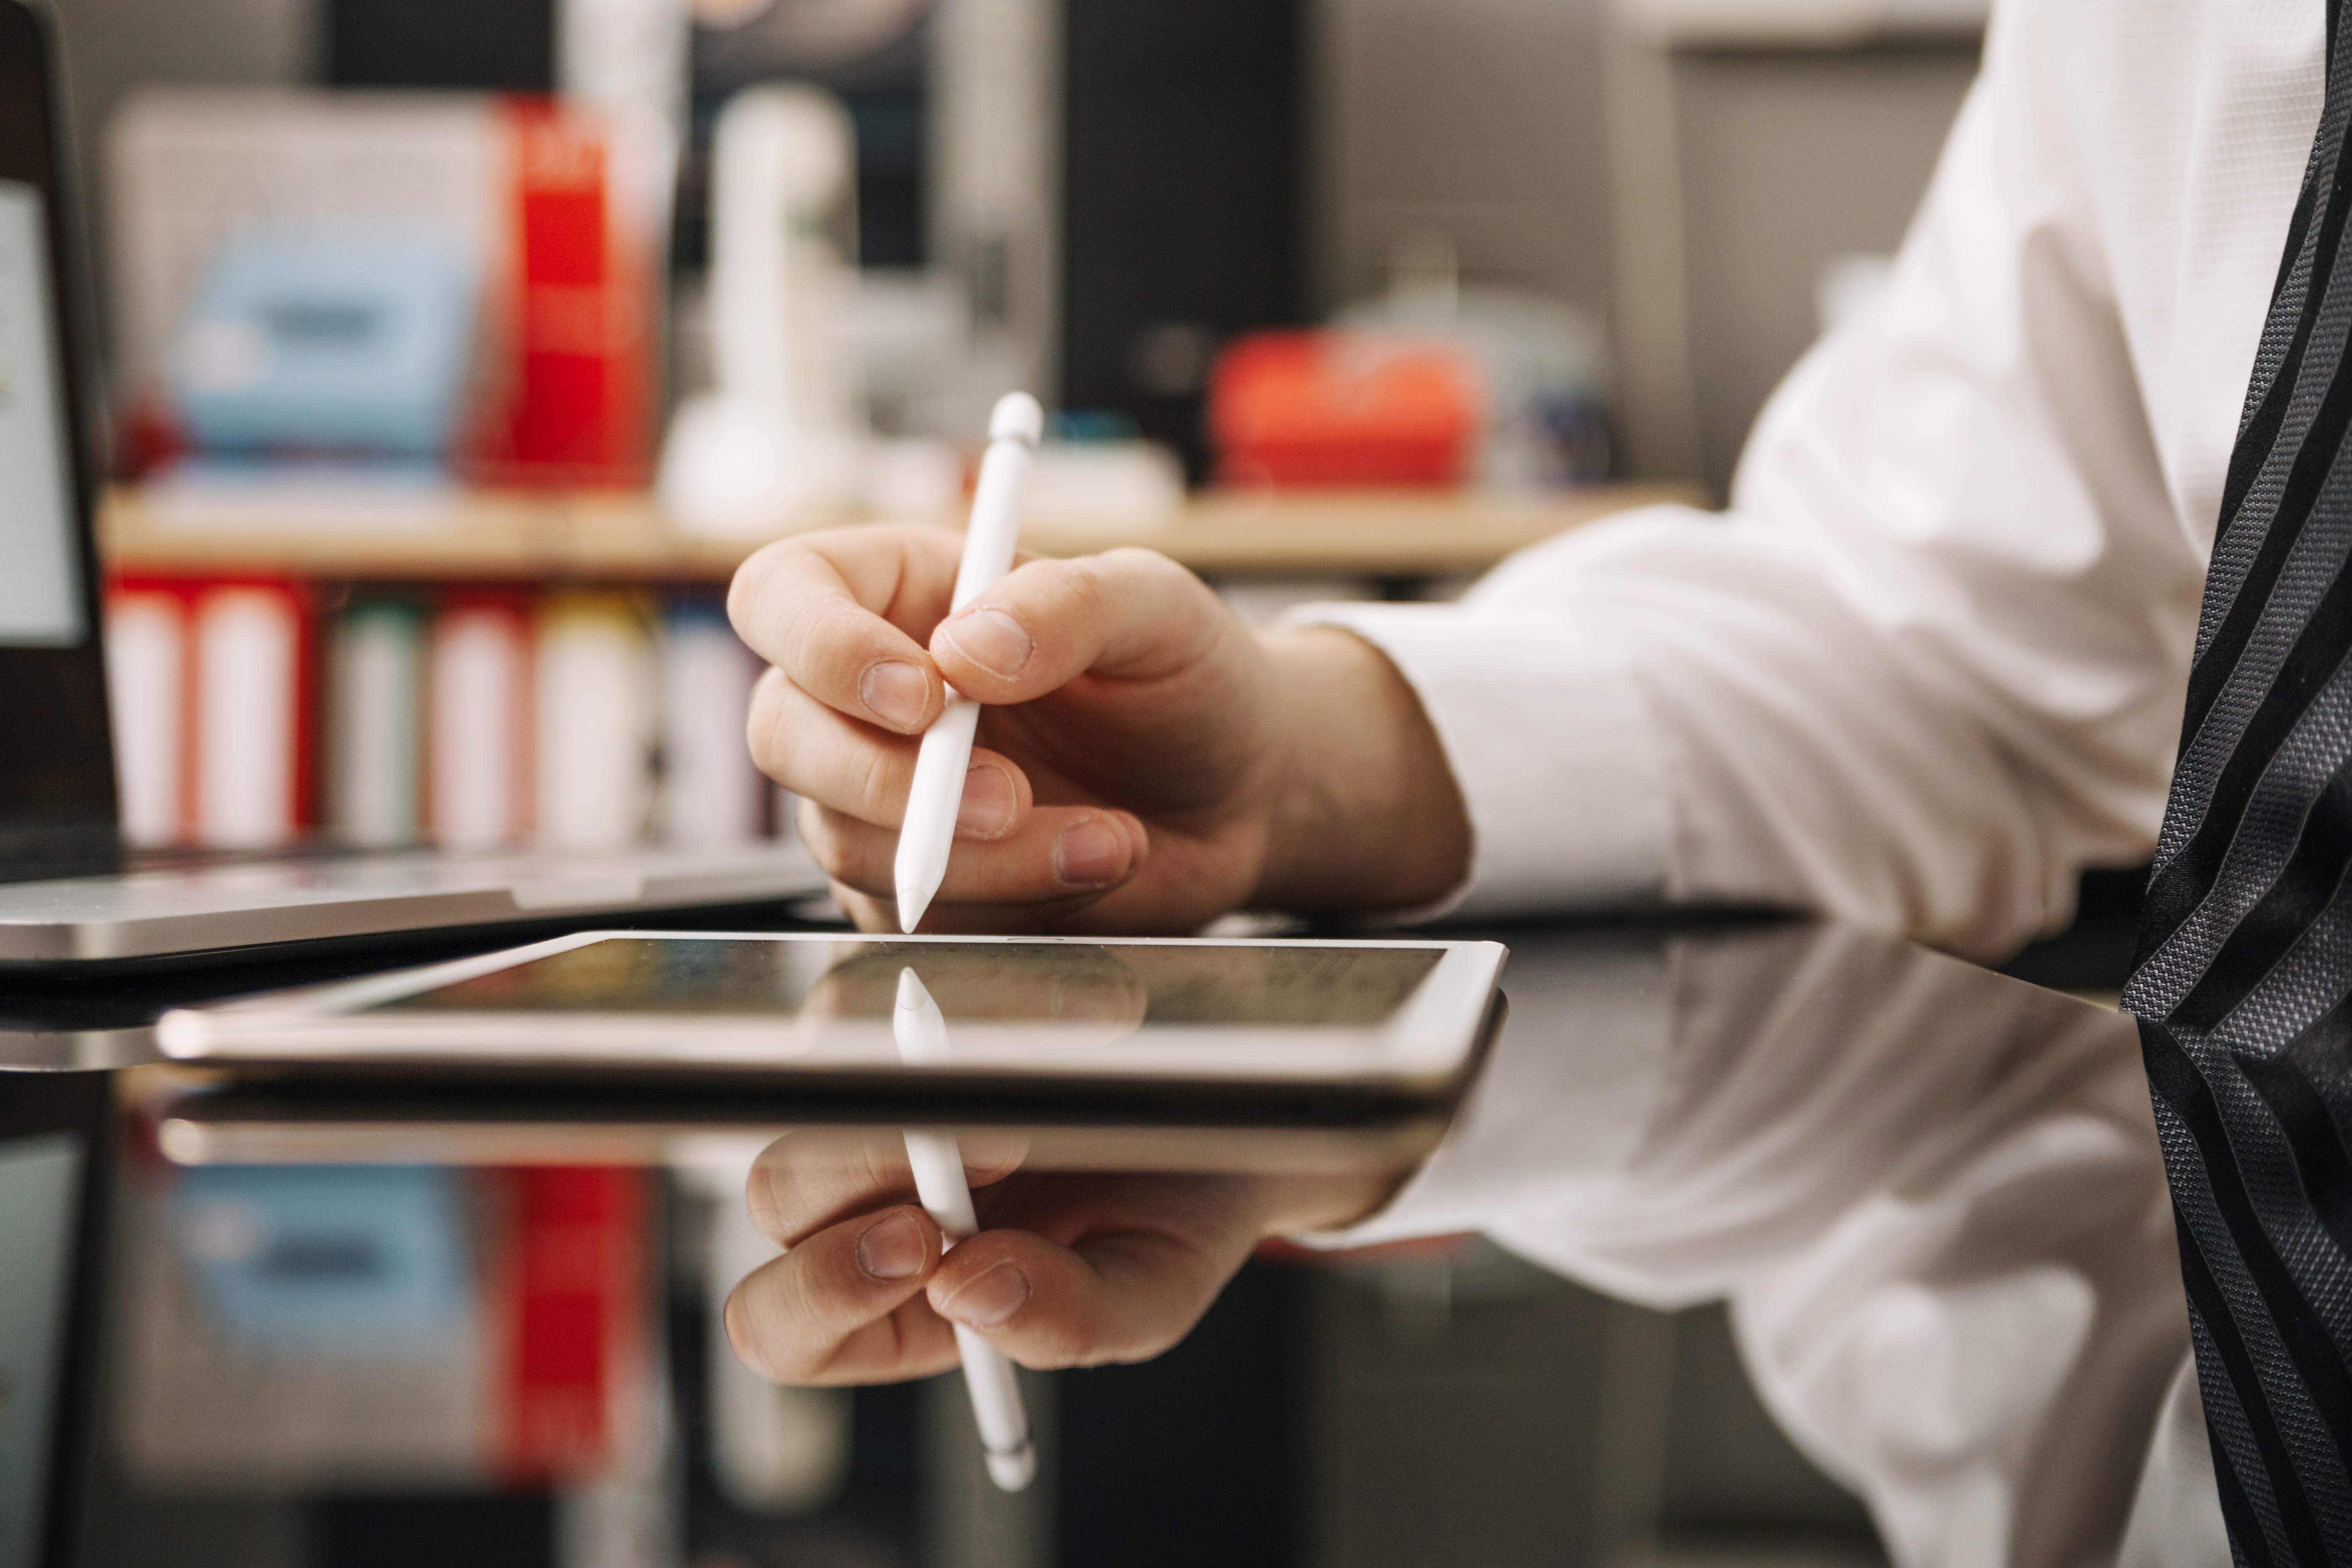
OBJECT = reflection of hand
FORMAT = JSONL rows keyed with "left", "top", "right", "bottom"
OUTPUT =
{"left": 801, "top": 943, "right": 1151, "bottom": 1029}
{"left": 723, "top": 1130, "right": 1403, "bottom": 1383}
{"left": 726, "top": 524, "right": 1469, "bottom": 934}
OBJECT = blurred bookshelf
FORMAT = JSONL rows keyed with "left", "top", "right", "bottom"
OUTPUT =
{"left": 95, "top": 481, "right": 1702, "bottom": 857}
{"left": 99, "top": 482, "right": 1704, "bottom": 582}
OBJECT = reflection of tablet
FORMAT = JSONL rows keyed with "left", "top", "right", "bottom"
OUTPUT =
{"left": 156, "top": 931, "right": 1508, "bottom": 1096}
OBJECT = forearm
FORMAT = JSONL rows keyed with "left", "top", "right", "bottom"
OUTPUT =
{"left": 1247, "top": 626, "right": 1472, "bottom": 914}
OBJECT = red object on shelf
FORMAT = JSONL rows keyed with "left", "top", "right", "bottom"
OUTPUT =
{"left": 1206, "top": 330, "right": 1483, "bottom": 489}
{"left": 464, "top": 100, "right": 655, "bottom": 489}
{"left": 104, "top": 575, "right": 317, "bottom": 847}
{"left": 114, "top": 388, "right": 189, "bottom": 481}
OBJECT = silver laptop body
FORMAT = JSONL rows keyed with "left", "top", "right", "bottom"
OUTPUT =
{"left": 0, "top": 846, "right": 827, "bottom": 965}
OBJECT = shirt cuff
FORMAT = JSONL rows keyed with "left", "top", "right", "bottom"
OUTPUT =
{"left": 1279, "top": 599, "right": 1674, "bottom": 922}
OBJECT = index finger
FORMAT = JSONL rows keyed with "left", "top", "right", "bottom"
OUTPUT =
{"left": 926, "top": 1176, "right": 1264, "bottom": 1368}
{"left": 746, "top": 1127, "right": 1031, "bottom": 1249}
{"left": 727, "top": 524, "right": 968, "bottom": 736}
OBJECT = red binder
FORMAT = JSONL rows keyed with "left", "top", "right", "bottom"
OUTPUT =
{"left": 104, "top": 576, "right": 316, "bottom": 848}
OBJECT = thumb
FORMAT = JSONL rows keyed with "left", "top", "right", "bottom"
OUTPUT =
{"left": 929, "top": 550, "right": 1235, "bottom": 706}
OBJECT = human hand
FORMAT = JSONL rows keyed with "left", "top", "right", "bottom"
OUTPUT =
{"left": 722, "top": 1129, "right": 1401, "bottom": 1383}
{"left": 726, "top": 523, "right": 1469, "bottom": 933}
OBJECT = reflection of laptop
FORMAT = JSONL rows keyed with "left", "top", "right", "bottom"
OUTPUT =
{"left": 0, "top": 1070, "right": 109, "bottom": 1568}
{"left": 0, "top": 1, "right": 823, "bottom": 969}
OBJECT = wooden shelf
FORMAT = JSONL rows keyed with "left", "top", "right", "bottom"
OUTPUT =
{"left": 98, "top": 482, "right": 1706, "bottom": 582}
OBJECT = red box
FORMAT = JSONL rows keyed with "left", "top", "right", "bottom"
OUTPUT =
{"left": 1206, "top": 330, "right": 1483, "bottom": 488}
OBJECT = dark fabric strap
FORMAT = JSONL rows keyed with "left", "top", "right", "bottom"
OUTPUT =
{"left": 2126, "top": 6, "right": 2352, "bottom": 1561}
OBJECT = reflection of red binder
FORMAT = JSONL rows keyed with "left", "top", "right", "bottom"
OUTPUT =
{"left": 482, "top": 1167, "right": 648, "bottom": 1485}
{"left": 105, "top": 576, "right": 314, "bottom": 848}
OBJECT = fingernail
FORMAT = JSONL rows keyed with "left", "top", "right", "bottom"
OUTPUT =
{"left": 938, "top": 1260, "right": 1030, "bottom": 1327}
{"left": 856, "top": 1213, "right": 927, "bottom": 1281}
{"left": 861, "top": 661, "right": 929, "bottom": 730}
{"left": 957, "top": 763, "right": 1017, "bottom": 836}
{"left": 1054, "top": 817, "right": 1127, "bottom": 887}
{"left": 940, "top": 607, "right": 1033, "bottom": 679}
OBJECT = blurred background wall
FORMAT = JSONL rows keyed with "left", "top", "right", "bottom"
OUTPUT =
{"left": 54, "top": 0, "right": 1976, "bottom": 496}
{"left": 49, "top": 0, "right": 313, "bottom": 368}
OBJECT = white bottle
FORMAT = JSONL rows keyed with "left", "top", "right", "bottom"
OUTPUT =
{"left": 659, "top": 85, "right": 865, "bottom": 536}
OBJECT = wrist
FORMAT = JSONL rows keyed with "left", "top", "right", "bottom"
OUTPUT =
{"left": 1257, "top": 1167, "right": 1416, "bottom": 1238}
{"left": 1246, "top": 626, "right": 1470, "bottom": 914}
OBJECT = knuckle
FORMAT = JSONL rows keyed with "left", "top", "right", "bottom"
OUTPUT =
{"left": 744, "top": 668, "right": 788, "bottom": 774}
{"left": 797, "top": 802, "right": 841, "bottom": 864}
{"left": 857, "top": 1143, "right": 910, "bottom": 1198}
{"left": 1051, "top": 558, "right": 1111, "bottom": 624}
{"left": 835, "top": 884, "right": 896, "bottom": 931}
{"left": 725, "top": 542, "right": 789, "bottom": 634}
{"left": 801, "top": 809, "right": 871, "bottom": 890}
{"left": 853, "top": 741, "right": 903, "bottom": 825}
{"left": 805, "top": 809, "right": 889, "bottom": 894}
{"left": 724, "top": 1283, "right": 816, "bottom": 1384}
{"left": 779, "top": 596, "right": 868, "bottom": 708}
{"left": 1101, "top": 545, "right": 1183, "bottom": 583}
{"left": 779, "top": 599, "right": 833, "bottom": 696}
{"left": 743, "top": 1167, "right": 786, "bottom": 1245}
{"left": 1013, "top": 1310, "right": 1100, "bottom": 1371}
{"left": 1102, "top": 547, "right": 1196, "bottom": 612}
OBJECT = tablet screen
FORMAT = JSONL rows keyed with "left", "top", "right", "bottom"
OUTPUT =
{"left": 364, "top": 937, "right": 1444, "bottom": 1029}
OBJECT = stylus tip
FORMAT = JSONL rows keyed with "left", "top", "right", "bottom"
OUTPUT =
{"left": 985, "top": 1441, "right": 1037, "bottom": 1492}
{"left": 897, "top": 885, "right": 930, "bottom": 934}
{"left": 989, "top": 391, "right": 1044, "bottom": 448}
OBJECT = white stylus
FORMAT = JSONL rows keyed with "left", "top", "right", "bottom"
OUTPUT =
{"left": 893, "top": 966, "right": 1036, "bottom": 1490}
{"left": 896, "top": 391, "right": 1044, "bottom": 934}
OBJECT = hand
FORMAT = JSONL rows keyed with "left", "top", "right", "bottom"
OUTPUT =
{"left": 722, "top": 1130, "right": 1402, "bottom": 1384}
{"left": 726, "top": 524, "right": 1469, "bottom": 933}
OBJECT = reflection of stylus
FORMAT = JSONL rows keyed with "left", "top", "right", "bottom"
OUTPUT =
{"left": 894, "top": 967, "right": 1036, "bottom": 1491}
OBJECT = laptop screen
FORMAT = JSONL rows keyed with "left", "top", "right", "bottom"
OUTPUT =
{"left": 0, "top": 179, "right": 86, "bottom": 649}
{"left": 0, "top": 0, "right": 119, "bottom": 878}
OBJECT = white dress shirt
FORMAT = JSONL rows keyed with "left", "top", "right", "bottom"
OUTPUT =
{"left": 1319, "top": 925, "right": 2223, "bottom": 1568}
{"left": 1298, "top": 0, "right": 2327, "bottom": 961}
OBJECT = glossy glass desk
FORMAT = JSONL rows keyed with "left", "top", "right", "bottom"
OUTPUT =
{"left": 0, "top": 918, "right": 2197, "bottom": 1568}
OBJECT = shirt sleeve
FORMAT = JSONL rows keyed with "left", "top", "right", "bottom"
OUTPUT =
{"left": 1309, "top": 922, "right": 2198, "bottom": 1568}
{"left": 1288, "top": 0, "right": 2215, "bottom": 961}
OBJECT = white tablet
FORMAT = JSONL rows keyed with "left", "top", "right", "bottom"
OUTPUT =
{"left": 155, "top": 930, "right": 1508, "bottom": 1097}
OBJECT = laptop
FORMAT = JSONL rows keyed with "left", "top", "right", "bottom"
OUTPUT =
{"left": 0, "top": 0, "right": 826, "bottom": 970}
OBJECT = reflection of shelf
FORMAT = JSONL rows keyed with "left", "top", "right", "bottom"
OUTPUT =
{"left": 99, "top": 483, "right": 1706, "bottom": 582}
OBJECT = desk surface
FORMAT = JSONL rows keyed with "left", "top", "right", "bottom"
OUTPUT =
{"left": 97, "top": 482, "right": 1705, "bottom": 582}
{"left": 11, "top": 919, "right": 2185, "bottom": 1568}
